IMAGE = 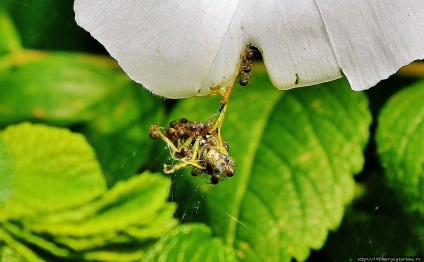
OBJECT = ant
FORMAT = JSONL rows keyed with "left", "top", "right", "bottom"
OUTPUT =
{"left": 150, "top": 46, "right": 255, "bottom": 184}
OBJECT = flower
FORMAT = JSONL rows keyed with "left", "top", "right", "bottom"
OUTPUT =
{"left": 74, "top": 1, "right": 424, "bottom": 98}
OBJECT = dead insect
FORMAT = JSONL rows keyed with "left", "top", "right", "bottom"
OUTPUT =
{"left": 149, "top": 46, "right": 256, "bottom": 184}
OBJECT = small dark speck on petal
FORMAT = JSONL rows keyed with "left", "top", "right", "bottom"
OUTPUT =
{"left": 294, "top": 73, "right": 299, "bottom": 85}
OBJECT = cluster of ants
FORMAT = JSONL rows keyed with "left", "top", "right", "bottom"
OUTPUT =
{"left": 150, "top": 116, "right": 235, "bottom": 185}
{"left": 150, "top": 46, "right": 255, "bottom": 184}
{"left": 238, "top": 48, "right": 254, "bottom": 86}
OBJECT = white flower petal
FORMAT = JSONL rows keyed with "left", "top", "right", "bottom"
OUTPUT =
{"left": 240, "top": 0, "right": 342, "bottom": 89}
{"left": 74, "top": 1, "right": 424, "bottom": 98}
{"left": 74, "top": 1, "right": 243, "bottom": 98}
{"left": 315, "top": 1, "right": 424, "bottom": 91}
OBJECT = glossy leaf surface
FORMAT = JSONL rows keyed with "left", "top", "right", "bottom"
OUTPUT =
{"left": 0, "top": 123, "right": 106, "bottom": 220}
{"left": 143, "top": 224, "right": 237, "bottom": 262}
{"left": 376, "top": 80, "right": 424, "bottom": 214}
{"left": 166, "top": 65, "right": 371, "bottom": 261}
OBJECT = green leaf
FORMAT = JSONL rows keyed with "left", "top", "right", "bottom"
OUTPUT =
{"left": 0, "top": 8, "right": 21, "bottom": 56}
{"left": 1, "top": 164, "right": 177, "bottom": 260}
{"left": 82, "top": 246, "right": 146, "bottom": 262}
{"left": 143, "top": 224, "right": 237, "bottom": 262}
{"left": 0, "top": 51, "right": 126, "bottom": 126}
{"left": 1, "top": 222, "right": 70, "bottom": 258}
{"left": 0, "top": 138, "right": 12, "bottom": 208}
{"left": 0, "top": 51, "right": 166, "bottom": 185}
{"left": 0, "top": 245, "right": 28, "bottom": 262}
{"left": 26, "top": 173, "right": 177, "bottom": 237}
{"left": 163, "top": 64, "right": 371, "bottom": 261}
{"left": 52, "top": 232, "right": 128, "bottom": 252}
{"left": 125, "top": 205, "right": 177, "bottom": 240}
{"left": 0, "top": 228, "right": 43, "bottom": 262}
{"left": 376, "top": 80, "right": 424, "bottom": 214}
{"left": 0, "top": 122, "right": 106, "bottom": 220}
